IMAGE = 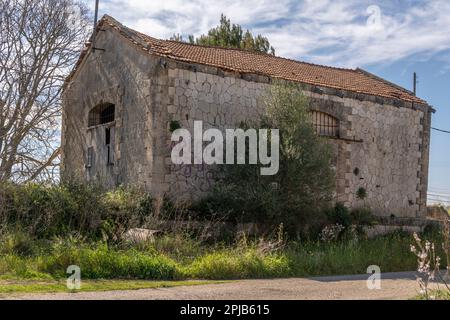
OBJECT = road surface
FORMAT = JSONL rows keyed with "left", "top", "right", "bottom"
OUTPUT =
{"left": 5, "top": 271, "right": 444, "bottom": 300}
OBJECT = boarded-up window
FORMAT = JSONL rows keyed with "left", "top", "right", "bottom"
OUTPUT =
{"left": 311, "top": 111, "right": 339, "bottom": 138}
{"left": 88, "top": 103, "right": 115, "bottom": 127}
{"left": 107, "top": 145, "right": 114, "bottom": 165}
{"left": 105, "top": 127, "right": 114, "bottom": 166}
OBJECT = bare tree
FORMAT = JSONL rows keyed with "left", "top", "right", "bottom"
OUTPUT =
{"left": 0, "top": 0, "right": 90, "bottom": 183}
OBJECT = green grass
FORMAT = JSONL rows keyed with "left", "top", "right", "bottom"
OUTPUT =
{"left": 0, "top": 232, "right": 446, "bottom": 288}
{"left": 185, "top": 249, "right": 291, "bottom": 279}
{"left": 38, "top": 246, "right": 179, "bottom": 280}
{"left": 0, "top": 279, "right": 221, "bottom": 294}
{"left": 285, "top": 234, "right": 420, "bottom": 277}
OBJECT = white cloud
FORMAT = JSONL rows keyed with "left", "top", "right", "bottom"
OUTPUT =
{"left": 94, "top": 0, "right": 450, "bottom": 68}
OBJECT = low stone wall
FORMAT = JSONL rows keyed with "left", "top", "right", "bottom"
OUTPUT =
{"left": 365, "top": 225, "right": 424, "bottom": 238}
{"left": 156, "top": 218, "right": 437, "bottom": 239}
{"left": 365, "top": 217, "right": 443, "bottom": 238}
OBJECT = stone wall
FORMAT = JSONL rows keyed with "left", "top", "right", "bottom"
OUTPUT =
{"left": 62, "top": 27, "right": 432, "bottom": 219}
{"left": 163, "top": 61, "right": 431, "bottom": 218}
{"left": 61, "top": 27, "right": 168, "bottom": 191}
{"left": 163, "top": 63, "right": 270, "bottom": 199}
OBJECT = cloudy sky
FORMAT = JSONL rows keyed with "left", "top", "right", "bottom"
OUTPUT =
{"left": 88, "top": 0, "right": 450, "bottom": 202}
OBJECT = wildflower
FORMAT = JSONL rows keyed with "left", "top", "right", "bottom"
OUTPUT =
{"left": 410, "top": 232, "right": 446, "bottom": 300}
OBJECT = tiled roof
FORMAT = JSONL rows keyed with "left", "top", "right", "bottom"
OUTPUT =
{"left": 67, "top": 15, "right": 428, "bottom": 105}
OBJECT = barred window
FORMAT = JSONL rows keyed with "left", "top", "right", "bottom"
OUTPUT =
{"left": 311, "top": 111, "right": 339, "bottom": 138}
{"left": 88, "top": 103, "right": 115, "bottom": 127}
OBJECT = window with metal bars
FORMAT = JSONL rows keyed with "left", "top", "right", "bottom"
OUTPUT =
{"left": 88, "top": 103, "right": 115, "bottom": 127}
{"left": 311, "top": 111, "right": 339, "bottom": 138}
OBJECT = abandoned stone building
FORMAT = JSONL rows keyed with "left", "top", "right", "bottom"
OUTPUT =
{"left": 61, "top": 15, "right": 434, "bottom": 218}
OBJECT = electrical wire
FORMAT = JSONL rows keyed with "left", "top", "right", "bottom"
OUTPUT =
{"left": 432, "top": 127, "right": 450, "bottom": 134}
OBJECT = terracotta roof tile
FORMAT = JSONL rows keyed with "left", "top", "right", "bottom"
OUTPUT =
{"left": 66, "top": 15, "right": 428, "bottom": 105}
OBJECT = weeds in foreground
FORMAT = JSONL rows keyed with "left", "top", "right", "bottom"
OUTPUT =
{"left": 411, "top": 218, "right": 450, "bottom": 300}
{"left": 410, "top": 233, "right": 442, "bottom": 299}
{"left": 442, "top": 218, "right": 450, "bottom": 279}
{"left": 0, "top": 231, "right": 439, "bottom": 282}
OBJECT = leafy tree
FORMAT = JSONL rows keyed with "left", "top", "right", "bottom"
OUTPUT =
{"left": 195, "top": 82, "right": 336, "bottom": 236}
{"left": 264, "top": 82, "right": 336, "bottom": 215}
{"left": 170, "top": 14, "right": 275, "bottom": 55}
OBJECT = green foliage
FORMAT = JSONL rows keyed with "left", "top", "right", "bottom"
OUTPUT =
{"left": 325, "top": 203, "right": 376, "bottom": 228}
{"left": 40, "top": 244, "right": 179, "bottom": 280}
{"left": 326, "top": 203, "right": 352, "bottom": 228}
{"left": 323, "top": 204, "right": 377, "bottom": 240}
{"left": 350, "top": 207, "right": 377, "bottom": 226}
{"left": 195, "top": 82, "right": 335, "bottom": 237}
{"left": 356, "top": 187, "right": 368, "bottom": 200}
{"left": 0, "top": 181, "right": 154, "bottom": 241}
{"left": 0, "top": 279, "right": 215, "bottom": 295}
{"left": 0, "top": 232, "right": 444, "bottom": 282}
{"left": 0, "top": 232, "right": 37, "bottom": 257}
{"left": 171, "top": 14, "right": 275, "bottom": 55}
{"left": 186, "top": 249, "right": 290, "bottom": 279}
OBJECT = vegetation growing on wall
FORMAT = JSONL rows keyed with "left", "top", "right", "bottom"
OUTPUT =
{"left": 194, "top": 82, "right": 336, "bottom": 237}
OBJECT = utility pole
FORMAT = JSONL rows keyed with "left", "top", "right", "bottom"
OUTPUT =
{"left": 413, "top": 72, "right": 417, "bottom": 96}
{"left": 92, "top": 0, "right": 100, "bottom": 52}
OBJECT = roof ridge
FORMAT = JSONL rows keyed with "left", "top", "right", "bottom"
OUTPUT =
{"left": 356, "top": 68, "right": 415, "bottom": 95}
{"left": 65, "top": 15, "right": 428, "bottom": 105}
{"left": 101, "top": 15, "right": 173, "bottom": 54}
{"left": 164, "top": 39, "right": 358, "bottom": 72}
{"left": 102, "top": 15, "right": 357, "bottom": 74}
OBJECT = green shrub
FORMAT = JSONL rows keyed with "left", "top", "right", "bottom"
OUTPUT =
{"left": 0, "top": 182, "right": 155, "bottom": 241}
{"left": 39, "top": 243, "right": 179, "bottom": 280}
{"left": 192, "top": 82, "right": 335, "bottom": 238}
{"left": 186, "top": 249, "right": 290, "bottom": 279}
{"left": 152, "top": 234, "right": 205, "bottom": 261}
{"left": 356, "top": 187, "right": 368, "bottom": 200}
{"left": 0, "top": 232, "right": 445, "bottom": 281}
{"left": 326, "top": 203, "right": 352, "bottom": 228}
{"left": 0, "top": 232, "right": 36, "bottom": 257}
{"left": 350, "top": 207, "right": 377, "bottom": 226}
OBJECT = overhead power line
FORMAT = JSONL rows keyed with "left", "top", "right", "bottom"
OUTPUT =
{"left": 428, "top": 198, "right": 450, "bottom": 204}
{"left": 432, "top": 127, "right": 450, "bottom": 134}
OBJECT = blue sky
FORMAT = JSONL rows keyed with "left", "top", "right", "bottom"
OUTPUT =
{"left": 87, "top": 0, "right": 450, "bottom": 203}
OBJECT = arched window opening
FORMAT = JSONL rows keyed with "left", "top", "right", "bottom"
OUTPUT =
{"left": 311, "top": 111, "right": 339, "bottom": 138}
{"left": 88, "top": 103, "right": 115, "bottom": 127}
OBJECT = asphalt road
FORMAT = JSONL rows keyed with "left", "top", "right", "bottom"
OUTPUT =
{"left": 5, "top": 271, "right": 444, "bottom": 300}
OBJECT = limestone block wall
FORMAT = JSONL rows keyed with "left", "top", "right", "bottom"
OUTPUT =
{"left": 163, "top": 64, "right": 270, "bottom": 199}
{"left": 340, "top": 98, "right": 424, "bottom": 217}
{"left": 62, "top": 27, "right": 432, "bottom": 219}
{"left": 163, "top": 62, "right": 431, "bottom": 218}
{"left": 61, "top": 27, "right": 168, "bottom": 191}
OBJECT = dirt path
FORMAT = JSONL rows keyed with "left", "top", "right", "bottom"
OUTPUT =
{"left": 4, "top": 272, "right": 443, "bottom": 300}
